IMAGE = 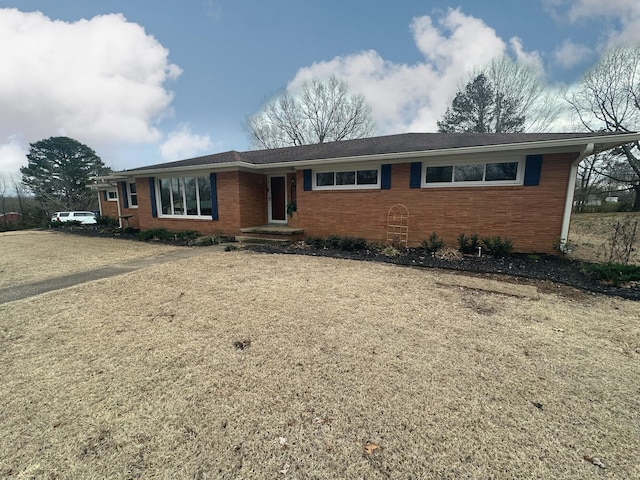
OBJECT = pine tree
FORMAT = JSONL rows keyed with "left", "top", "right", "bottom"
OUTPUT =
{"left": 20, "top": 137, "right": 110, "bottom": 213}
{"left": 437, "top": 73, "right": 525, "bottom": 133}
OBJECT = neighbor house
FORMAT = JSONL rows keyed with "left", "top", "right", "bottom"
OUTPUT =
{"left": 91, "top": 132, "right": 640, "bottom": 254}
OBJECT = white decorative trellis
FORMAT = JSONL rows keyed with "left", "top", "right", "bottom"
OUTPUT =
{"left": 386, "top": 204, "right": 409, "bottom": 246}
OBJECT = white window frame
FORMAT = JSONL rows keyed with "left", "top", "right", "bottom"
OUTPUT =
{"left": 312, "top": 165, "right": 381, "bottom": 190}
{"left": 127, "top": 182, "right": 138, "bottom": 208}
{"left": 156, "top": 175, "right": 212, "bottom": 218}
{"left": 421, "top": 158, "right": 525, "bottom": 188}
{"left": 106, "top": 189, "right": 118, "bottom": 201}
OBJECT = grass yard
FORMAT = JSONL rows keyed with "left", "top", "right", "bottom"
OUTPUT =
{"left": 568, "top": 212, "right": 640, "bottom": 264}
{"left": 0, "top": 231, "right": 638, "bottom": 478}
{"left": 0, "top": 230, "right": 180, "bottom": 289}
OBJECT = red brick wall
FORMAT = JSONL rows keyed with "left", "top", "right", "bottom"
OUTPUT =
{"left": 290, "top": 153, "right": 577, "bottom": 254}
{"left": 238, "top": 171, "right": 267, "bottom": 227}
{"left": 130, "top": 172, "right": 267, "bottom": 237}
{"left": 99, "top": 193, "right": 118, "bottom": 219}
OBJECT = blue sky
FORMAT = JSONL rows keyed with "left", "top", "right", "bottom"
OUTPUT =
{"left": 1, "top": 0, "right": 639, "bottom": 180}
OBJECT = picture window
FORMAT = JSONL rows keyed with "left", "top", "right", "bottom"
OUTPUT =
{"left": 158, "top": 175, "right": 212, "bottom": 217}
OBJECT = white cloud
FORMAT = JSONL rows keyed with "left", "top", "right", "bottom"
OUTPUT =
{"left": 160, "top": 124, "right": 213, "bottom": 161}
{"left": 509, "top": 38, "right": 544, "bottom": 73}
{"left": 0, "top": 136, "right": 27, "bottom": 180}
{"left": 562, "top": 0, "right": 640, "bottom": 46}
{"left": 553, "top": 40, "right": 593, "bottom": 69}
{"left": 0, "top": 8, "right": 181, "bottom": 179}
{"left": 288, "top": 8, "right": 545, "bottom": 134}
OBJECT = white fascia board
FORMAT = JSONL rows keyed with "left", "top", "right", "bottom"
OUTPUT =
{"left": 114, "top": 161, "right": 257, "bottom": 177}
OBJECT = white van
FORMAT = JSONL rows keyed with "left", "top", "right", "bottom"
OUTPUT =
{"left": 50, "top": 211, "right": 97, "bottom": 224}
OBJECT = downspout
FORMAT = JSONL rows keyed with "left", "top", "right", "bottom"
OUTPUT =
{"left": 559, "top": 143, "right": 594, "bottom": 252}
{"left": 114, "top": 183, "right": 122, "bottom": 229}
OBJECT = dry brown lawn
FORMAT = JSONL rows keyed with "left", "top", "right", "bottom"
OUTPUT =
{"left": 568, "top": 212, "right": 640, "bottom": 264}
{"left": 0, "top": 231, "right": 639, "bottom": 479}
{"left": 0, "top": 230, "right": 180, "bottom": 288}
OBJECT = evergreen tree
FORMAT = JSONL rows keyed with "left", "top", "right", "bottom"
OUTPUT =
{"left": 437, "top": 74, "right": 525, "bottom": 133}
{"left": 20, "top": 137, "right": 110, "bottom": 213}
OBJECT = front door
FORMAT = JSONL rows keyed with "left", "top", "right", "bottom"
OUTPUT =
{"left": 268, "top": 175, "right": 287, "bottom": 223}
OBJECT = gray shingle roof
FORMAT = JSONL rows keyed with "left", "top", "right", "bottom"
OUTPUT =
{"left": 125, "top": 132, "right": 635, "bottom": 173}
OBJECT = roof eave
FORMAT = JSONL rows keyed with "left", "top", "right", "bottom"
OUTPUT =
{"left": 258, "top": 132, "right": 640, "bottom": 169}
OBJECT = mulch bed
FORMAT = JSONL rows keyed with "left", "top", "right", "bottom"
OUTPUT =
{"left": 245, "top": 243, "right": 640, "bottom": 301}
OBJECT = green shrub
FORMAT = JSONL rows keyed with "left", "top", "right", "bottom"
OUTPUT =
{"left": 123, "top": 226, "right": 138, "bottom": 234}
{"left": 326, "top": 235, "right": 343, "bottom": 249}
{"left": 176, "top": 230, "right": 199, "bottom": 240}
{"left": 305, "top": 236, "right": 326, "bottom": 249}
{"left": 306, "top": 235, "right": 367, "bottom": 251}
{"left": 341, "top": 236, "right": 367, "bottom": 251}
{"left": 192, "top": 236, "right": 214, "bottom": 246}
{"left": 481, "top": 236, "right": 514, "bottom": 257}
{"left": 136, "top": 227, "right": 173, "bottom": 241}
{"left": 95, "top": 215, "right": 118, "bottom": 227}
{"left": 49, "top": 220, "right": 82, "bottom": 228}
{"left": 457, "top": 233, "right": 480, "bottom": 254}
{"left": 584, "top": 263, "right": 640, "bottom": 286}
{"left": 422, "top": 232, "right": 445, "bottom": 253}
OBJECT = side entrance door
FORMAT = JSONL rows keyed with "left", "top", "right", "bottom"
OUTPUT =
{"left": 268, "top": 175, "right": 287, "bottom": 223}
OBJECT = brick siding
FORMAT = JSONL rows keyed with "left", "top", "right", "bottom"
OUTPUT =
{"left": 97, "top": 152, "right": 576, "bottom": 254}
{"left": 290, "top": 153, "right": 577, "bottom": 254}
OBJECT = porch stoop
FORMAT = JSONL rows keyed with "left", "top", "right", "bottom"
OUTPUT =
{"left": 236, "top": 225, "right": 304, "bottom": 244}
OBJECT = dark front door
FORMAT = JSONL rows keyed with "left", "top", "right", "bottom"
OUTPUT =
{"left": 269, "top": 176, "right": 286, "bottom": 222}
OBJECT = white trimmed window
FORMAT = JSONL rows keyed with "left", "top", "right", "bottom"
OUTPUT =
{"left": 313, "top": 167, "right": 380, "bottom": 190}
{"left": 128, "top": 182, "right": 138, "bottom": 207}
{"left": 107, "top": 189, "right": 118, "bottom": 201}
{"left": 158, "top": 176, "right": 212, "bottom": 217}
{"left": 422, "top": 159, "right": 524, "bottom": 187}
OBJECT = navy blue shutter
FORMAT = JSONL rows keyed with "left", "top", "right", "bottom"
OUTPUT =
{"left": 303, "top": 169, "right": 312, "bottom": 191}
{"left": 148, "top": 177, "right": 157, "bottom": 218}
{"left": 524, "top": 155, "right": 543, "bottom": 186}
{"left": 381, "top": 164, "right": 391, "bottom": 189}
{"left": 120, "top": 181, "right": 128, "bottom": 208}
{"left": 103, "top": 190, "right": 107, "bottom": 201}
{"left": 410, "top": 162, "right": 422, "bottom": 188}
{"left": 210, "top": 173, "right": 218, "bottom": 220}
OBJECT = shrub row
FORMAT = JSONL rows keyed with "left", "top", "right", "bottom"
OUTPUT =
{"left": 305, "top": 235, "right": 368, "bottom": 252}
{"left": 584, "top": 263, "right": 640, "bottom": 286}
{"left": 423, "top": 232, "right": 514, "bottom": 257}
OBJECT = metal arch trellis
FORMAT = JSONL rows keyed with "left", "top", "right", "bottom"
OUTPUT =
{"left": 386, "top": 204, "right": 409, "bottom": 246}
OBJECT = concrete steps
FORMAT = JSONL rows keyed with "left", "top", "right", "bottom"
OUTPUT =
{"left": 236, "top": 225, "right": 304, "bottom": 245}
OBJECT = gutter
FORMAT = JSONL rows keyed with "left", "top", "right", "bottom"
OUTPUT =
{"left": 94, "top": 133, "right": 640, "bottom": 180}
{"left": 559, "top": 143, "right": 594, "bottom": 252}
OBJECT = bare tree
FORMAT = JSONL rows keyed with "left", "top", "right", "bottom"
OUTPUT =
{"left": 565, "top": 45, "right": 640, "bottom": 211}
{"left": 0, "top": 174, "right": 7, "bottom": 230}
{"left": 13, "top": 176, "right": 31, "bottom": 229}
{"left": 484, "top": 56, "right": 561, "bottom": 132}
{"left": 247, "top": 76, "right": 375, "bottom": 149}
{"left": 438, "top": 56, "right": 560, "bottom": 133}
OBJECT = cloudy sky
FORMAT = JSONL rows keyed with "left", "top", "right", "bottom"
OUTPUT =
{"left": 1, "top": 0, "right": 640, "bottom": 181}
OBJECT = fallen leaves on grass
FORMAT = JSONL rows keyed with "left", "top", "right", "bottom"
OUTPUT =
{"left": 583, "top": 455, "right": 606, "bottom": 469}
{"left": 364, "top": 442, "right": 382, "bottom": 455}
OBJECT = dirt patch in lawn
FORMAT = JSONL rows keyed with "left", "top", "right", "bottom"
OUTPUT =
{"left": 1, "top": 250, "right": 638, "bottom": 479}
{"left": 0, "top": 230, "right": 181, "bottom": 288}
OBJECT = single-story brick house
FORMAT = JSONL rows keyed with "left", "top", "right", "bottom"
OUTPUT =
{"left": 92, "top": 132, "right": 640, "bottom": 253}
